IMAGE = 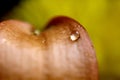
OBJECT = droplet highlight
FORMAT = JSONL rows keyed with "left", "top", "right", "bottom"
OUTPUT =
{"left": 70, "top": 31, "right": 80, "bottom": 41}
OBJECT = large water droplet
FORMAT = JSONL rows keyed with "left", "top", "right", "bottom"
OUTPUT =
{"left": 70, "top": 31, "right": 80, "bottom": 41}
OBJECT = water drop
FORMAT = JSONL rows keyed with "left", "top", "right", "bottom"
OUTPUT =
{"left": 70, "top": 31, "right": 80, "bottom": 41}
{"left": 34, "top": 29, "right": 40, "bottom": 35}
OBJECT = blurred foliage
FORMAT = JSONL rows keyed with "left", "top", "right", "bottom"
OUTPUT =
{"left": 4, "top": 0, "right": 120, "bottom": 80}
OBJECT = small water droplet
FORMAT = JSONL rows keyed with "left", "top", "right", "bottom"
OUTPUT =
{"left": 70, "top": 31, "right": 80, "bottom": 41}
{"left": 34, "top": 30, "right": 40, "bottom": 35}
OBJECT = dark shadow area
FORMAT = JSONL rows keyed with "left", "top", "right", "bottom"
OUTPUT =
{"left": 0, "top": 0, "right": 21, "bottom": 19}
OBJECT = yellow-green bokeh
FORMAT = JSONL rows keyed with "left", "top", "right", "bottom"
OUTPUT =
{"left": 6, "top": 0, "right": 120, "bottom": 79}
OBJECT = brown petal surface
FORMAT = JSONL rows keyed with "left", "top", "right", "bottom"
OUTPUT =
{"left": 0, "top": 16, "right": 98, "bottom": 80}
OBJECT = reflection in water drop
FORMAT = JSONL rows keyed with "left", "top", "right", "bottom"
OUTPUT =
{"left": 70, "top": 31, "right": 80, "bottom": 41}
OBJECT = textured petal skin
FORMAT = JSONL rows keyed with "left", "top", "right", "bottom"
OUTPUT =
{"left": 0, "top": 16, "right": 98, "bottom": 80}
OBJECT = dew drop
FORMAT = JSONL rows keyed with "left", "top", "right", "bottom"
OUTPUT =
{"left": 70, "top": 31, "right": 80, "bottom": 41}
{"left": 34, "top": 29, "right": 40, "bottom": 35}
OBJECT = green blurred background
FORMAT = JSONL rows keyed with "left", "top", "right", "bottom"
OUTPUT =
{"left": 1, "top": 0, "right": 120, "bottom": 80}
